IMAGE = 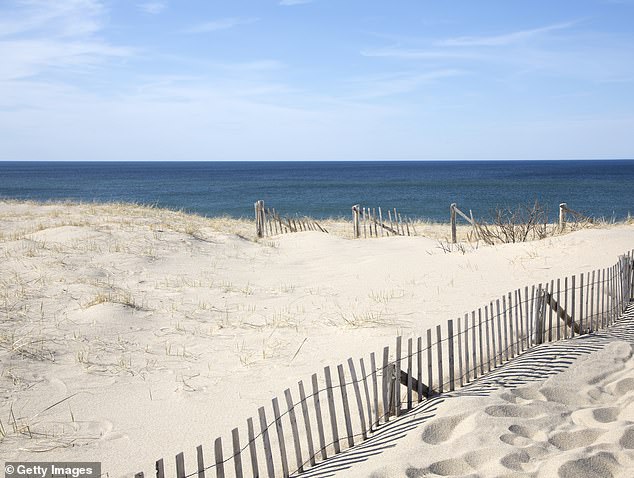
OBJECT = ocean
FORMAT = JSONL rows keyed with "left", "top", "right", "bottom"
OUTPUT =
{"left": 0, "top": 160, "right": 633, "bottom": 222}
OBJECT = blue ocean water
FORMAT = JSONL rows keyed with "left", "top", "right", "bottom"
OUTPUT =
{"left": 0, "top": 161, "right": 632, "bottom": 222}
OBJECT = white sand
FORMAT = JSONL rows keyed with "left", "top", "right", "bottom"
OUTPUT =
{"left": 322, "top": 314, "right": 634, "bottom": 477}
{"left": 0, "top": 201, "right": 633, "bottom": 476}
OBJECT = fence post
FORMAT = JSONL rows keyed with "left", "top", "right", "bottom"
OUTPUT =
{"left": 559, "top": 203, "right": 567, "bottom": 230}
{"left": 450, "top": 203, "right": 457, "bottom": 243}
{"left": 352, "top": 205, "right": 360, "bottom": 239}
{"left": 255, "top": 200, "right": 263, "bottom": 238}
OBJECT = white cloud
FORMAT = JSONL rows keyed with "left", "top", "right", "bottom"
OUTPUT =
{"left": 344, "top": 70, "right": 466, "bottom": 99}
{"left": 279, "top": 0, "right": 313, "bottom": 5}
{"left": 0, "top": 1, "right": 131, "bottom": 81}
{"left": 183, "top": 17, "right": 258, "bottom": 34}
{"left": 436, "top": 21, "right": 576, "bottom": 47}
{"left": 138, "top": 2, "right": 167, "bottom": 15}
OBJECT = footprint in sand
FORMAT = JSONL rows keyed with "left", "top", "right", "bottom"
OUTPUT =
{"left": 426, "top": 457, "right": 474, "bottom": 477}
{"left": 484, "top": 404, "right": 542, "bottom": 419}
{"left": 557, "top": 451, "right": 620, "bottom": 478}
{"left": 572, "top": 407, "right": 621, "bottom": 428}
{"left": 619, "top": 426, "right": 634, "bottom": 449}
{"left": 540, "top": 386, "right": 589, "bottom": 407}
{"left": 421, "top": 413, "right": 471, "bottom": 445}
{"left": 500, "top": 450, "right": 531, "bottom": 471}
{"left": 548, "top": 428, "right": 604, "bottom": 451}
{"left": 612, "top": 377, "right": 634, "bottom": 397}
{"left": 592, "top": 407, "right": 620, "bottom": 423}
{"left": 511, "top": 387, "right": 547, "bottom": 402}
{"left": 500, "top": 423, "right": 548, "bottom": 446}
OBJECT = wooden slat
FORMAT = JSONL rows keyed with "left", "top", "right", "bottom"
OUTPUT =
{"left": 436, "top": 325, "right": 443, "bottom": 393}
{"left": 555, "top": 279, "right": 561, "bottom": 340}
{"left": 347, "top": 358, "right": 368, "bottom": 439}
{"left": 513, "top": 290, "right": 520, "bottom": 353}
{"left": 372, "top": 209, "right": 377, "bottom": 237}
{"left": 589, "top": 271, "right": 597, "bottom": 331}
{"left": 579, "top": 273, "right": 585, "bottom": 333}
{"left": 378, "top": 207, "right": 384, "bottom": 237}
{"left": 155, "top": 459, "right": 165, "bottom": 478}
{"left": 547, "top": 280, "right": 554, "bottom": 341}
{"left": 258, "top": 407, "right": 275, "bottom": 478}
{"left": 406, "top": 338, "right": 413, "bottom": 409}
{"left": 426, "top": 328, "right": 433, "bottom": 397}
{"left": 197, "top": 444, "right": 206, "bottom": 478}
{"left": 534, "top": 284, "right": 543, "bottom": 344}
{"left": 337, "top": 364, "right": 354, "bottom": 448}
{"left": 464, "top": 314, "right": 470, "bottom": 383}
{"left": 324, "top": 366, "right": 340, "bottom": 453}
{"left": 417, "top": 336, "right": 424, "bottom": 401}
{"left": 571, "top": 275, "right": 576, "bottom": 337}
{"left": 477, "top": 309, "right": 483, "bottom": 376}
{"left": 457, "top": 317, "right": 464, "bottom": 386}
{"left": 311, "top": 373, "right": 327, "bottom": 460}
{"left": 563, "top": 279, "right": 569, "bottom": 339}
{"left": 506, "top": 293, "right": 513, "bottom": 357}
{"left": 246, "top": 417, "right": 259, "bottom": 478}
{"left": 176, "top": 452, "right": 185, "bottom": 478}
{"left": 395, "top": 336, "right": 402, "bottom": 415}
{"left": 523, "top": 286, "right": 529, "bottom": 349}
{"left": 496, "top": 299, "right": 504, "bottom": 363}
{"left": 272, "top": 397, "right": 289, "bottom": 478}
{"left": 214, "top": 437, "right": 225, "bottom": 478}
{"left": 298, "top": 380, "right": 316, "bottom": 466}
{"left": 370, "top": 353, "right": 379, "bottom": 428}
{"left": 359, "top": 358, "right": 373, "bottom": 432}
{"left": 232, "top": 428, "right": 243, "bottom": 478}
{"left": 382, "top": 346, "right": 390, "bottom": 421}
{"left": 526, "top": 285, "right": 535, "bottom": 348}
{"left": 484, "top": 306, "right": 491, "bottom": 372}
{"left": 502, "top": 295, "right": 509, "bottom": 360}
{"left": 448, "top": 319, "right": 455, "bottom": 391}
{"left": 284, "top": 389, "right": 304, "bottom": 473}
{"left": 601, "top": 268, "right": 608, "bottom": 328}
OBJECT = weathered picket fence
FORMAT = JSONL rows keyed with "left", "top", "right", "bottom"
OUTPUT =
{"left": 255, "top": 200, "right": 327, "bottom": 238}
{"left": 134, "top": 251, "right": 634, "bottom": 478}
{"left": 351, "top": 205, "right": 416, "bottom": 238}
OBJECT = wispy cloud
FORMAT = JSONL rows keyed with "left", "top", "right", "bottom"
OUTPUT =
{"left": 0, "top": 0, "right": 105, "bottom": 38}
{"left": 344, "top": 69, "right": 466, "bottom": 99}
{"left": 137, "top": 2, "right": 167, "bottom": 15}
{"left": 183, "top": 17, "right": 258, "bottom": 34}
{"left": 361, "top": 48, "right": 482, "bottom": 61}
{"left": 436, "top": 21, "right": 577, "bottom": 47}
{"left": 0, "top": 0, "right": 131, "bottom": 81}
{"left": 279, "top": 0, "right": 313, "bottom": 6}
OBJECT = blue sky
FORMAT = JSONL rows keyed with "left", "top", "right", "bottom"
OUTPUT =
{"left": 1, "top": 0, "right": 633, "bottom": 160}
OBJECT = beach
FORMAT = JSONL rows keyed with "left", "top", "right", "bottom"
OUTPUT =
{"left": 1, "top": 200, "right": 634, "bottom": 477}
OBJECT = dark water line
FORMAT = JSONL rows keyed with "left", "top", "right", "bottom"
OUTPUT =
{"left": 0, "top": 160, "right": 633, "bottom": 221}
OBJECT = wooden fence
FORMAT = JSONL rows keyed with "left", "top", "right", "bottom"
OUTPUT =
{"left": 255, "top": 200, "right": 327, "bottom": 238}
{"left": 352, "top": 205, "right": 416, "bottom": 238}
{"left": 134, "top": 251, "right": 634, "bottom": 478}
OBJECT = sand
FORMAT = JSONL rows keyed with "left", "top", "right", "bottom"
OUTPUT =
{"left": 0, "top": 200, "right": 633, "bottom": 477}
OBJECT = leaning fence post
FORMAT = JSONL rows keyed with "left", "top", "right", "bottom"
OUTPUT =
{"left": 450, "top": 203, "right": 457, "bottom": 243}
{"left": 559, "top": 203, "right": 567, "bottom": 230}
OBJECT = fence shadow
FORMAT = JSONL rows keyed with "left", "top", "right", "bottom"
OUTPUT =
{"left": 294, "top": 303, "right": 634, "bottom": 478}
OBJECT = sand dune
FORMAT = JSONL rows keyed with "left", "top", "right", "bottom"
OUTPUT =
{"left": 0, "top": 201, "right": 633, "bottom": 476}
{"left": 323, "top": 309, "right": 634, "bottom": 477}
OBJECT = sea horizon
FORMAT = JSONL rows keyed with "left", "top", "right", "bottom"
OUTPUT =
{"left": 1, "top": 160, "right": 633, "bottom": 222}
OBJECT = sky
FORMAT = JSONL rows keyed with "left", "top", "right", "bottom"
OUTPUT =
{"left": 0, "top": 0, "right": 633, "bottom": 161}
